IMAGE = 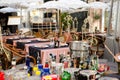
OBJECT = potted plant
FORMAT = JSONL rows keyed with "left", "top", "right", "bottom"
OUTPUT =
{"left": 93, "top": 13, "right": 101, "bottom": 20}
{"left": 61, "top": 13, "right": 72, "bottom": 31}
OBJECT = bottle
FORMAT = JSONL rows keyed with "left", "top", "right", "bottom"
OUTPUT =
{"left": 42, "top": 68, "right": 50, "bottom": 77}
{"left": 11, "top": 58, "right": 16, "bottom": 69}
{"left": 61, "top": 71, "right": 71, "bottom": 80}
{"left": 63, "top": 57, "right": 68, "bottom": 68}
{"left": 38, "top": 64, "right": 44, "bottom": 78}
{"left": 66, "top": 54, "right": 71, "bottom": 68}
{"left": 94, "top": 55, "right": 99, "bottom": 70}
{"left": 25, "top": 55, "right": 30, "bottom": 68}
{"left": 45, "top": 61, "right": 49, "bottom": 68}
{"left": 79, "top": 60, "right": 83, "bottom": 69}
{"left": 37, "top": 52, "right": 41, "bottom": 64}
{"left": 54, "top": 40, "right": 57, "bottom": 48}
{"left": 27, "top": 66, "right": 33, "bottom": 76}
{"left": 91, "top": 52, "right": 99, "bottom": 70}
{"left": 54, "top": 39, "right": 59, "bottom": 48}
{"left": 50, "top": 38, "right": 55, "bottom": 47}
{"left": 51, "top": 61, "right": 57, "bottom": 74}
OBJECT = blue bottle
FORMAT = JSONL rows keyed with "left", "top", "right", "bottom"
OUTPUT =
{"left": 38, "top": 64, "right": 44, "bottom": 78}
{"left": 42, "top": 68, "right": 50, "bottom": 76}
{"left": 26, "top": 55, "right": 30, "bottom": 68}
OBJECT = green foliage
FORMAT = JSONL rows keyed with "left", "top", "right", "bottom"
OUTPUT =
{"left": 93, "top": 13, "right": 101, "bottom": 20}
{"left": 61, "top": 12, "right": 68, "bottom": 30}
{"left": 61, "top": 12, "right": 73, "bottom": 30}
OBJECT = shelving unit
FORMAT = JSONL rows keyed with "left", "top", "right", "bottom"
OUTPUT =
{"left": 31, "top": 22, "right": 57, "bottom": 32}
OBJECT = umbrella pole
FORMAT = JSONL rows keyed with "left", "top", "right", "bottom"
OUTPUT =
{"left": 20, "top": 8, "right": 23, "bottom": 28}
{"left": 58, "top": 10, "right": 62, "bottom": 36}
{"left": 107, "top": 0, "right": 114, "bottom": 36}
{"left": 101, "top": 9, "right": 105, "bottom": 32}
{"left": 114, "top": 1, "right": 119, "bottom": 37}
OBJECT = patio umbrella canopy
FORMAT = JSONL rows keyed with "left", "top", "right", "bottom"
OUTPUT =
{"left": 0, "top": 7, "right": 19, "bottom": 13}
{"left": 0, "top": 0, "right": 43, "bottom": 28}
{"left": 58, "top": 0, "right": 89, "bottom": 9}
{"left": 40, "top": 1, "right": 70, "bottom": 12}
{"left": 88, "top": 1, "right": 110, "bottom": 9}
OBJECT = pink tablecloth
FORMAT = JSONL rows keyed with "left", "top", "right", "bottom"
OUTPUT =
{"left": 25, "top": 42, "right": 50, "bottom": 53}
{"left": 2, "top": 35, "right": 18, "bottom": 42}
{"left": 41, "top": 47, "right": 70, "bottom": 67}
{"left": 13, "top": 38, "right": 42, "bottom": 47}
{"left": 25, "top": 42, "right": 69, "bottom": 66}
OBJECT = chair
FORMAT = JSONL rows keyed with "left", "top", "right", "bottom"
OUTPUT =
{"left": 90, "top": 46, "right": 104, "bottom": 58}
{"left": 63, "top": 31, "right": 73, "bottom": 43}
{"left": 10, "top": 45, "right": 36, "bottom": 66}
{"left": 23, "top": 31, "right": 32, "bottom": 36}
{"left": 71, "top": 33, "right": 79, "bottom": 41}
{"left": 90, "top": 37, "right": 105, "bottom": 58}
{"left": 46, "top": 31, "right": 55, "bottom": 39}
{"left": 1, "top": 43, "right": 36, "bottom": 70}
{"left": 11, "top": 49, "right": 36, "bottom": 66}
{"left": 33, "top": 31, "right": 43, "bottom": 38}
{"left": 0, "top": 44, "right": 12, "bottom": 70}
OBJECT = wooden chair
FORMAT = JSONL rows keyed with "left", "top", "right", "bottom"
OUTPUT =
{"left": 71, "top": 33, "right": 79, "bottom": 41}
{"left": 33, "top": 31, "right": 43, "bottom": 38}
{"left": 1, "top": 43, "right": 36, "bottom": 70}
{"left": 11, "top": 49, "right": 36, "bottom": 66}
{"left": 90, "top": 38, "right": 105, "bottom": 58}
{"left": 23, "top": 31, "right": 32, "bottom": 36}
{"left": 0, "top": 44, "right": 12, "bottom": 70}
{"left": 90, "top": 46, "right": 104, "bottom": 58}
{"left": 10, "top": 44, "right": 36, "bottom": 66}
{"left": 45, "top": 31, "right": 55, "bottom": 39}
{"left": 63, "top": 32, "right": 73, "bottom": 44}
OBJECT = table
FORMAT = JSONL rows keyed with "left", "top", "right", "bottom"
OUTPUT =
{"left": 13, "top": 38, "right": 42, "bottom": 46}
{"left": 25, "top": 42, "right": 50, "bottom": 53}
{"left": 6, "top": 37, "right": 34, "bottom": 45}
{"left": 29, "top": 44, "right": 69, "bottom": 66}
{"left": 3, "top": 60, "right": 119, "bottom": 80}
{"left": 15, "top": 39, "right": 49, "bottom": 50}
{"left": 2, "top": 35, "right": 18, "bottom": 42}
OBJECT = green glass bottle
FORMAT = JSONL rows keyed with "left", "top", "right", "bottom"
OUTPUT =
{"left": 91, "top": 54, "right": 99, "bottom": 70}
{"left": 95, "top": 56, "right": 99, "bottom": 70}
{"left": 61, "top": 71, "right": 71, "bottom": 80}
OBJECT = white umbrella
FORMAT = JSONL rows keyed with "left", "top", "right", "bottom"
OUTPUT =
{"left": 0, "top": 0, "right": 42, "bottom": 5}
{"left": 58, "top": 0, "right": 89, "bottom": 9}
{"left": 0, "top": 7, "right": 19, "bottom": 13}
{"left": 40, "top": 1, "right": 70, "bottom": 11}
{"left": 28, "top": 5, "right": 45, "bottom": 11}
{"left": 88, "top": 2, "right": 110, "bottom": 9}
